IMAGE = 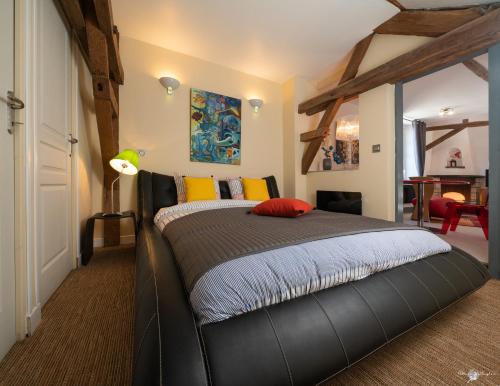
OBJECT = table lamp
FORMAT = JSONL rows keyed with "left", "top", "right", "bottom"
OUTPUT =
{"left": 104, "top": 149, "right": 139, "bottom": 216}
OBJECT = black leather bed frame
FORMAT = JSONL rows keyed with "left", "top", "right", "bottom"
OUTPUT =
{"left": 134, "top": 170, "right": 489, "bottom": 386}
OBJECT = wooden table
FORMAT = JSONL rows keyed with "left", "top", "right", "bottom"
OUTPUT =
{"left": 402, "top": 179, "right": 470, "bottom": 228}
{"left": 82, "top": 211, "right": 137, "bottom": 265}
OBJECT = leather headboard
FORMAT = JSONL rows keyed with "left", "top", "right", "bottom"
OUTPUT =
{"left": 138, "top": 170, "right": 280, "bottom": 225}
{"left": 152, "top": 172, "right": 178, "bottom": 214}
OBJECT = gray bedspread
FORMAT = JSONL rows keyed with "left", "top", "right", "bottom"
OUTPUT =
{"left": 162, "top": 207, "right": 418, "bottom": 292}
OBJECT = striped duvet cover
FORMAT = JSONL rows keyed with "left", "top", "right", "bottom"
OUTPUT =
{"left": 154, "top": 201, "right": 451, "bottom": 325}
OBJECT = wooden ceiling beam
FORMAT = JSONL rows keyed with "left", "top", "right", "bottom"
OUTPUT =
{"left": 93, "top": 0, "right": 124, "bottom": 84}
{"left": 426, "top": 120, "right": 488, "bottom": 131}
{"left": 463, "top": 59, "right": 489, "bottom": 81}
{"left": 426, "top": 127, "right": 463, "bottom": 150}
{"left": 302, "top": 94, "right": 358, "bottom": 118}
{"left": 374, "top": 7, "right": 484, "bottom": 37}
{"left": 339, "top": 34, "right": 374, "bottom": 85}
{"left": 385, "top": 0, "right": 406, "bottom": 11}
{"left": 425, "top": 119, "right": 488, "bottom": 150}
{"left": 298, "top": 8, "right": 500, "bottom": 115}
{"left": 300, "top": 97, "right": 344, "bottom": 143}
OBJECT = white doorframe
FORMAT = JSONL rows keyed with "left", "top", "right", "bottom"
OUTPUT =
{"left": 13, "top": 0, "right": 80, "bottom": 338}
{"left": 70, "top": 38, "right": 81, "bottom": 268}
{"left": 14, "top": 0, "right": 30, "bottom": 340}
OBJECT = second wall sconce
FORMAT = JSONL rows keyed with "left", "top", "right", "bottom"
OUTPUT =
{"left": 159, "top": 76, "right": 180, "bottom": 95}
{"left": 248, "top": 98, "right": 263, "bottom": 113}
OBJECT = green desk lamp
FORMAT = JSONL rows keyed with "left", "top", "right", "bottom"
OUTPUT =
{"left": 104, "top": 149, "right": 139, "bottom": 216}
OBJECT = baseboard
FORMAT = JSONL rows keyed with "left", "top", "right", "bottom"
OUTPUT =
{"left": 27, "top": 303, "right": 42, "bottom": 336}
{"left": 93, "top": 234, "right": 135, "bottom": 247}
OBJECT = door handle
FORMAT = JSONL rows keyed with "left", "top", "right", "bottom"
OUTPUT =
{"left": 7, "top": 91, "right": 25, "bottom": 110}
{"left": 68, "top": 134, "right": 78, "bottom": 144}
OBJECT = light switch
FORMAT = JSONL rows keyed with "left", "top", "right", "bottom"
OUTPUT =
{"left": 372, "top": 144, "right": 381, "bottom": 153}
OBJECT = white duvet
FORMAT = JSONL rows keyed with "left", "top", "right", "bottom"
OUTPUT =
{"left": 154, "top": 200, "right": 452, "bottom": 325}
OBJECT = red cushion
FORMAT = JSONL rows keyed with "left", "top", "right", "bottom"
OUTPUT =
{"left": 252, "top": 198, "right": 313, "bottom": 218}
{"left": 430, "top": 197, "right": 455, "bottom": 218}
{"left": 411, "top": 196, "right": 455, "bottom": 218}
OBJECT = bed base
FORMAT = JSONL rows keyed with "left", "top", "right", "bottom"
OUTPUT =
{"left": 133, "top": 170, "right": 489, "bottom": 386}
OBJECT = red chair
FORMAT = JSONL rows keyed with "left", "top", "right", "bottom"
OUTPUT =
{"left": 411, "top": 196, "right": 455, "bottom": 219}
{"left": 441, "top": 202, "right": 488, "bottom": 240}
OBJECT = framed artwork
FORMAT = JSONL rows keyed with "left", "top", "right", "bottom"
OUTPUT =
{"left": 310, "top": 129, "right": 360, "bottom": 172}
{"left": 190, "top": 88, "right": 241, "bottom": 165}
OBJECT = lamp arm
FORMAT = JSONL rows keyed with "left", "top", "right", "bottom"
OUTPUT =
{"left": 110, "top": 175, "right": 121, "bottom": 213}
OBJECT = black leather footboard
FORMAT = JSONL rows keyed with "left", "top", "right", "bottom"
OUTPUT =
{"left": 133, "top": 170, "right": 490, "bottom": 386}
{"left": 200, "top": 249, "right": 488, "bottom": 386}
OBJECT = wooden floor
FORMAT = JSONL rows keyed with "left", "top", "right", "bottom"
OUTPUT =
{"left": 0, "top": 245, "right": 498, "bottom": 385}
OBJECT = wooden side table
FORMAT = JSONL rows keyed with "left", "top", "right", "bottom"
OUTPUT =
{"left": 82, "top": 211, "right": 137, "bottom": 265}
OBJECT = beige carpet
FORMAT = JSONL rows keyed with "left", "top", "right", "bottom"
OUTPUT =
{"left": 0, "top": 245, "right": 498, "bottom": 385}
{"left": 327, "top": 280, "right": 500, "bottom": 386}
{"left": 0, "top": 246, "right": 135, "bottom": 386}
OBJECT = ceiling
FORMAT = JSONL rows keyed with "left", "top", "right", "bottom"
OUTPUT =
{"left": 403, "top": 54, "right": 488, "bottom": 125}
{"left": 112, "top": 0, "right": 397, "bottom": 83}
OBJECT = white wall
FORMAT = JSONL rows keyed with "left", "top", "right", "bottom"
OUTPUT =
{"left": 117, "top": 37, "right": 283, "bottom": 233}
{"left": 75, "top": 48, "right": 103, "bottom": 252}
{"left": 426, "top": 125, "right": 489, "bottom": 176}
{"left": 305, "top": 34, "right": 433, "bottom": 220}
{"left": 307, "top": 85, "right": 396, "bottom": 219}
{"left": 282, "top": 77, "right": 317, "bottom": 199}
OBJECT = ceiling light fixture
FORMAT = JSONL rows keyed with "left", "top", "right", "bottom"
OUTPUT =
{"left": 439, "top": 107, "right": 455, "bottom": 116}
{"left": 248, "top": 98, "right": 263, "bottom": 113}
{"left": 159, "top": 76, "right": 180, "bottom": 95}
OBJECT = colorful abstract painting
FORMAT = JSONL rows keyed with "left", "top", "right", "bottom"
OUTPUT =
{"left": 190, "top": 88, "right": 241, "bottom": 165}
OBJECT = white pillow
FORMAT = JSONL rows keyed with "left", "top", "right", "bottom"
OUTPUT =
{"left": 227, "top": 178, "right": 244, "bottom": 200}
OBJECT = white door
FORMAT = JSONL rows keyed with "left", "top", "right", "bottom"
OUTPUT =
{"left": 0, "top": 0, "right": 17, "bottom": 359}
{"left": 37, "top": 0, "right": 74, "bottom": 306}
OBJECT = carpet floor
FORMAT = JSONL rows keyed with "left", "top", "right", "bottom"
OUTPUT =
{"left": 0, "top": 246, "right": 498, "bottom": 385}
{"left": 0, "top": 246, "right": 135, "bottom": 386}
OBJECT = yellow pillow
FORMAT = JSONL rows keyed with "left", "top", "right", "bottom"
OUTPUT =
{"left": 184, "top": 177, "right": 217, "bottom": 202}
{"left": 242, "top": 178, "right": 270, "bottom": 201}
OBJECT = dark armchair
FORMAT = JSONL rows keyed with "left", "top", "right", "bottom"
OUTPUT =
{"left": 316, "top": 190, "right": 362, "bottom": 215}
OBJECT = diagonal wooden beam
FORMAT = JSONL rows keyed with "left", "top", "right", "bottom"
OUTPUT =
{"left": 301, "top": 138, "right": 323, "bottom": 175}
{"left": 302, "top": 122, "right": 338, "bottom": 175}
{"left": 385, "top": 0, "right": 406, "bottom": 11}
{"left": 463, "top": 59, "right": 489, "bottom": 81}
{"left": 300, "top": 97, "right": 344, "bottom": 142}
{"left": 339, "top": 34, "right": 374, "bottom": 84}
{"left": 426, "top": 119, "right": 471, "bottom": 150}
{"left": 301, "top": 99, "right": 343, "bottom": 174}
{"left": 299, "top": 7, "right": 500, "bottom": 115}
{"left": 426, "top": 120, "right": 488, "bottom": 131}
{"left": 374, "top": 8, "right": 484, "bottom": 37}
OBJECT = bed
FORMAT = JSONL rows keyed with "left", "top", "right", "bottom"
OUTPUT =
{"left": 133, "top": 170, "right": 489, "bottom": 386}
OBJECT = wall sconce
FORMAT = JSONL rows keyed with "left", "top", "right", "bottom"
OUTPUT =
{"left": 159, "top": 76, "right": 180, "bottom": 95}
{"left": 248, "top": 98, "right": 263, "bottom": 113}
